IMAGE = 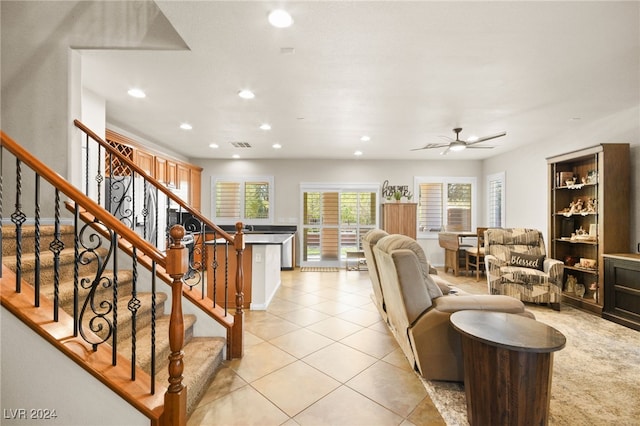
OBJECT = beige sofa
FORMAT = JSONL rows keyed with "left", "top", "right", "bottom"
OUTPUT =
{"left": 372, "top": 233, "right": 534, "bottom": 382}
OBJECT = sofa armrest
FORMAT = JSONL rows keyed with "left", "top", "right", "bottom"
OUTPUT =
{"left": 432, "top": 294, "right": 528, "bottom": 315}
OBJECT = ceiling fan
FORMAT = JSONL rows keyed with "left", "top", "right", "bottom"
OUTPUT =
{"left": 412, "top": 127, "right": 506, "bottom": 155}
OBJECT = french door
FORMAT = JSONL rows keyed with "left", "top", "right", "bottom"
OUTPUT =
{"left": 300, "top": 183, "right": 379, "bottom": 267}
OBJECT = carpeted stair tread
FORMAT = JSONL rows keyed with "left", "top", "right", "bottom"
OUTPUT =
{"left": 76, "top": 292, "right": 168, "bottom": 342}
{"left": 118, "top": 314, "right": 198, "bottom": 374}
{"left": 154, "top": 336, "right": 226, "bottom": 417}
{"left": 2, "top": 225, "right": 76, "bottom": 256}
{"left": 3, "top": 247, "right": 107, "bottom": 283}
{"left": 39, "top": 270, "right": 134, "bottom": 314}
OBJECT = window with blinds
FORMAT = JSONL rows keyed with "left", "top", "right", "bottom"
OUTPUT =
{"left": 212, "top": 176, "right": 273, "bottom": 224}
{"left": 487, "top": 172, "right": 505, "bottom": 228}
{"left": 415, "top": 177, "right": 476, "bottom": 236}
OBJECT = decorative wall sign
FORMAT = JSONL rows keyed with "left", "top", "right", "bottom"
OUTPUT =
{"left": 382, "top": 180, "right": 412, "bottom": 198}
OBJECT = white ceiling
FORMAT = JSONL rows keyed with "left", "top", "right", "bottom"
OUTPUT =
{"left": 81, "top": 1, "right": 640, "bottom": 161}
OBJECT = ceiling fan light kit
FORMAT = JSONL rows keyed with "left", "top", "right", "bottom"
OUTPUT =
{"left": 413, "top": 127, "right": 506, "bottom": 155}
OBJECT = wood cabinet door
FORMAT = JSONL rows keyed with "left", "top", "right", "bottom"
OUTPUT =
{"left": 189, "top": 168, "right": 202, "bottom": 211}
{"left": 177, "top": 164, "right": 190, "bottom": 190}
{"left": 155, "top": 157, "right": 167, "bottom": 184}
{"left": 135, "top": 150, "right": 155, "bottom": 176}
{"left": 166, "top": 161, "right": 177, "bottom": 187}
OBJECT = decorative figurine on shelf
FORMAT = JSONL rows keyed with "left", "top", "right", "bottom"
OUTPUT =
{"left": 563, "top": 198, "right": 584, "bottom": 216}
{"left": 565, "top": 275, "right": 577, "bottom": 294}
{"left": 585, "top": 198, "right": 597, "bottom": 213}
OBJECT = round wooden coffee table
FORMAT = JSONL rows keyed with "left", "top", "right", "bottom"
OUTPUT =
{"left": 450, "top": 310, "right": 566, "bottom": 426}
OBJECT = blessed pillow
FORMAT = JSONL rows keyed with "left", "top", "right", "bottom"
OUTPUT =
{"left": 509, "top": 251, "right": 545, "bottom": 271}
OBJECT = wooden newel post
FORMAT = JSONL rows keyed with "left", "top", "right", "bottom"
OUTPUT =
{"left": 161, "top": 225, "right": 188, "bottom": 426}
{"left": 231, "top": 222, "right": 245, "bottom": 358}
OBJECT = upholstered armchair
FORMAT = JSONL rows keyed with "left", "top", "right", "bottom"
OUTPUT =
{"left": 484, "top": 228, "right": 563, "bottom": 310}
{"left": 363, "top": 229, "right": 450, "bottom": 323}
{"left": 373, "top": 234, "right": 534, "bottom": 381}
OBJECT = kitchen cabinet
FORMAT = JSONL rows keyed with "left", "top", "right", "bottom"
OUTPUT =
{"left": 106, "top": 129, "right": 203, "bottom": 209}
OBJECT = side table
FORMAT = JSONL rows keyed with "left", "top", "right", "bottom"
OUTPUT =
{"left": 450, "top": 310, "right": 566, "bottom": 425}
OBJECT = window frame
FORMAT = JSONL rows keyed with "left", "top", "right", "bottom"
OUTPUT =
{"left": 486, "top": 171, "right": 506, "bottom": 228}
{"left": 210, "top": 175, "right": 275, "bottom": 225}
{"left": 414, "top": 176, "right": 477, "bottom": 239}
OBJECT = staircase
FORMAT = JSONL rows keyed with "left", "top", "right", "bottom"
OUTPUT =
{"left": 2, "top": 224, "right": 225, "bottom": 417}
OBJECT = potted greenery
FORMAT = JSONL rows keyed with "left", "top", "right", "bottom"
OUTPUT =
{"left": 393, "top": 191, "right": 402, "bottom": 202}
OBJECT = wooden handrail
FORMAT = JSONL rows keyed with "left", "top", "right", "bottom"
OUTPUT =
{"left": 73, "top": 119, "right": 234, "bottom": 243}
{"left": 1, "top": 131, "right": 165, "bottom": 265}
{"left": 74, "top": 120, "right": 246, "bottom": 360}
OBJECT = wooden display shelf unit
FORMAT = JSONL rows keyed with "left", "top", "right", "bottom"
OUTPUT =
{"left": 547, "top": 144, "right": 630, "bottom": 315}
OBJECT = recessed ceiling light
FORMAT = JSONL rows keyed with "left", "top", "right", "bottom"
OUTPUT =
{"left": 354, "top": 150, "right": 363, "bottom": 156}
{"left": 268, "top": 10, "right": 293, "bottom": 28}
{"left": 280, "top": 47, "right": 296, "bottom": 55}
{"left": 180, "top": 123, "right": 192, "bottom": 130}
{"left": 238, "top": 89, "right": 255, "bottom": 99}
{"left": 232, "top": 154, "right": 240, "bottom": 159}
{"left": 570, "top": 117, "right": 582, "bottom": 121}
{"left": 209, "top": 143, "right": 219, "bottom": 149}
{"left": 360, "top": 135, "right": 370, "bottom": 142}
{"left": 272, "top": 143, "right": 282, "bottom": 149}
{"left": 127, "top": 88, "right": 146, "bottom": 98}
{"left": 260, "top": 123, "right": 272, "bottom": 130}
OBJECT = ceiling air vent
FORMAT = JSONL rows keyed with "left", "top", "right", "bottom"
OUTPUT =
{"left": 230, "top": 142, "right": 252, "bottom": 148}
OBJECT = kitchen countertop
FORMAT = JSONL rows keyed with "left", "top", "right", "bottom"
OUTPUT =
{"left": 205, "top": 233, "right": 294, "bottom": 245}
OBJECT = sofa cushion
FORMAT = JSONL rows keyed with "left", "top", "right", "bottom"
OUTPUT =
{"left": 509, "top": 251, "right": 545, "bottom": 271}
{"left": 376, "top": 234, "right": 443, "bottom": 300}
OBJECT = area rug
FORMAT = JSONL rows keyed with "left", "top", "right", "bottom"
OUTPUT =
{"left": 420, "top": 303, "right": 640, "bottom": 425}
{"left": 299, "top": 267, "right": 340, "bottom": 272}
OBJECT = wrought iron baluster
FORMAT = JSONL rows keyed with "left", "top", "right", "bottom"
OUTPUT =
{"left": 96, "top": 143, "right": 103, "bottom": 205}
{"left": 11, "top": 158, "right": 26, "bottom": 292}
{"left": 151, "top": 261, "right": 157, "bottom": 395}
{"left": 84, "top": 133, "right": 90, "bottom": 196}
{"left": 142, "top": 180, "right": 149, "bottom": 241}
{"left": 212, "top": 233, "right": 218, "bottom": 309}
{"left": 112, "top": 231, "right": 118, "bottom": 366}
{"left": 34, "top": 174, "right": 41, "bottom": 307}
{"left": 73, "top": 205, "right": 80, "bottom": 337}
{"left": 49, "top": 190, "right": 64, "bottom": 321}
{"left": 129, "top": 247, "right": 141, "bottom": 380}
{"left": 77, "top": 221, "right": 114, "bottom": 351}
{"left": 224, "top": 241, "right": 229, "bottom": 315}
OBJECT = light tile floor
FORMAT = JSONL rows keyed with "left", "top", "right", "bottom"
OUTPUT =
{"left": 188, "top": 268, "right": 448, "bottom": 426}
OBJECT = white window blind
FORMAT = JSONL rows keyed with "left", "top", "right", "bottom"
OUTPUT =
{"left": 415, "top": 177, "right": 476, "bottom": 236}
{"left": 487, "top": 172, "right": 505, "bottom": 228}
{"left": 212, "top": 176, "right": 274, "bottom": 224}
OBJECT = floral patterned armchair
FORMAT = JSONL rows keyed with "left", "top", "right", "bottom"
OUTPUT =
{"left": 484, "top": 228, "right": 563, "bottom": 310}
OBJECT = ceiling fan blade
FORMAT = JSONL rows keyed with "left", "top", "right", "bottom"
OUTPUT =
{"left": 466, "top": 146, "right": 495, "bottom": 149}
{"left": 467, "top": 131, "right": 506, "bottom": 145}
{"left": 411, "top": 143, "right": 449, "bottom": 151}
{"left": 440, "top": 147, "right": 451, "bottom": 156}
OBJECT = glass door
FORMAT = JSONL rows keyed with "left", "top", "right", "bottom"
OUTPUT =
{"left": 300, "top": 185, "right": 378, "bottom": 267}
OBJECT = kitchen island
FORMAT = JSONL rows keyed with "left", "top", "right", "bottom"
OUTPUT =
{"left": 205, "top": 233, "right": 294, "bottom": 310}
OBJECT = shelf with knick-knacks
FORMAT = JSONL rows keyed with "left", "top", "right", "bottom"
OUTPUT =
{"left": 547, "top": 143, "right": 630, "bottom": 315}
